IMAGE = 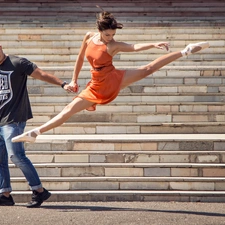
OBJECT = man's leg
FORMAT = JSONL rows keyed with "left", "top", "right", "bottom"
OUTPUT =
{"left": 0, "top": 128, "right": 15, "bottom": 206}
{"left": 3, "top": 122, "right": 51, "bottom": 207}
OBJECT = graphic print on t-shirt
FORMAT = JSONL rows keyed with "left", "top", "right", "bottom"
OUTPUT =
{"left": 0, "top": 70, "right": 13, "bottom": 109}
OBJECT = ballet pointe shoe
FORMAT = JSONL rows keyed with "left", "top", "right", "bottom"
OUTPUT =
{"left": 181, "top": 42, "right": 209, "bottom": 56}
{"left": 11, "top": 129, "right": 40, "bottom": 143}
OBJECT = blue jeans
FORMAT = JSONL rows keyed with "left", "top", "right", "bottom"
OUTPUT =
{"left": 0, "top": 122, "right": 42, "bottom": 193}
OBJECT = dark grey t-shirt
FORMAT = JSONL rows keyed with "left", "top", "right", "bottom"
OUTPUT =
{"left": 0, "top": 55, "right": 37, "bottom": 126}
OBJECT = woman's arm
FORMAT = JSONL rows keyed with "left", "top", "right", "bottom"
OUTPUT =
{"left": 110, "top": 41, "right": 170, "bottom": 56}
{"left": 70, "top": 32, "right": 95, "bottom": 92}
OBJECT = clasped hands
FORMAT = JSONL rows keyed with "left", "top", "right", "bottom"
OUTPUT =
{"left": 63, "top": 81, "right": 79, "bottom": 93}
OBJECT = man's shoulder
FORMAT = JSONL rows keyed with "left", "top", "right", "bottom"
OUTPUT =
{"left": 9, "top": 55, "right": 35, "bottom": 67}
{"left": 7, "top": 55, "right": 22, "bottom": 65}
{"left": 8, "top": 54, "right": 20, "bottom": 60}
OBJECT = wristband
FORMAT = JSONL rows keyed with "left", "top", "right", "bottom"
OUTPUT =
{"left": 61, "top": 81, "right": 67, "bottom": 88}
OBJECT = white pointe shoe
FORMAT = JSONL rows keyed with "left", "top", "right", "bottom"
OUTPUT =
{"left": 11, "top": 130, "right": 40, "bottom": 143}
{"left": 182, "top": 42, "right": 209, "bottom": 56}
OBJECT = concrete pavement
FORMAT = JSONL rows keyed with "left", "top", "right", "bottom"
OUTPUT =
{"left": 1, "top": 201, "right": 225, "bottom": 225}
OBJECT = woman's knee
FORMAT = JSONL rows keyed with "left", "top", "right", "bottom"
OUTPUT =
{"left": 140, "top": 64, "right": 154, "bottom": 76}
{"left": 63, "top": 98, "right": 93, "bottom": 115}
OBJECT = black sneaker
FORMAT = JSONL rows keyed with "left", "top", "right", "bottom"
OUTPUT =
{"left": 0, "top": 194, "right": 15, "bottom": 206}
{"left": 27, "top": 188, "right": 51, "bottom": 208}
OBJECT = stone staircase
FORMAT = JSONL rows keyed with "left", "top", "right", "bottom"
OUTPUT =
{"left": 11, "top": 134, "right": 225, "bottom": 202}
{"left": 1, "top": 0, "right": 225, "bottom": 202}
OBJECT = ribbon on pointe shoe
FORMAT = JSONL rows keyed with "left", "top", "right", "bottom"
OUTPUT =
{"left": 181, "top": 42, "right": 209, "bottom": 56}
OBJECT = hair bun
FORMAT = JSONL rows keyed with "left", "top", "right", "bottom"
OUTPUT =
{"left": 102, "top": 11, "right": 111, "bottom": 18}
{"left": 96, "top": 5, "right": 123, "bottom": 31}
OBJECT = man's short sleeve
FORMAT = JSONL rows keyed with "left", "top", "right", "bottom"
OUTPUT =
{"left": 19, "top": 57, "right": 38, "bottom": 76}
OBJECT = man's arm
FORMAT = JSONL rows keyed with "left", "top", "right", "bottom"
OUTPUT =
{"left": 30, "top": 67, "right": 74, "bottom": 92}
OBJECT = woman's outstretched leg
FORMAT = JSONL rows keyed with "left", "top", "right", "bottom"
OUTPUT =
{"left": 12, "top": 97, "right": 94, "bottom": 143}
{"left": 121, "top": 42, "right": 209, "bottom": 89}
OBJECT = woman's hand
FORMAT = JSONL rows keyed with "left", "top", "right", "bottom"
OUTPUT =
{"left": 63, "top": 83, "right": 76, "bottom": 93}
{"left": 67, "top": 81, "right": 79, "bottom": 93}
{"left": 154, "top": 42, "right": 170, "bottom": 51}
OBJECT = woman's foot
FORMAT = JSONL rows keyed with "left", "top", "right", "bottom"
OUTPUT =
{"left": 181, "top": 42, "right": 209, "bottom": 56}
{"left": 11, "top": 129, "right": 40, "bottom": 143}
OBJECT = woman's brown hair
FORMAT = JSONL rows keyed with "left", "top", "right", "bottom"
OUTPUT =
{"left": 96, "top": 5, "right": 123, "bottom": 31}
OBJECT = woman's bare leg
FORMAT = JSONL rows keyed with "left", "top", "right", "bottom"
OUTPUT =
{"left": 121, "top": 51, "right": 182, "bottom": 89}
{"left": 12, "top": 97, "right": 94, "bottom": 142}
{"left": 121, "top": 42, "right": 209, "bottom": 89}
{"left": 38, "top": 97, "right": 93, "bottom": 133}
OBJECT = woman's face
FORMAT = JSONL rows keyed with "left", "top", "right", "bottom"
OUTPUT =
{"left": 100, "top": 29, "right": 116, "bottom": 43}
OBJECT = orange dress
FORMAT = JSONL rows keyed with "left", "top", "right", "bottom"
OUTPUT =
{"left": 77, "top": 37, "right": 125, "bottom": 111}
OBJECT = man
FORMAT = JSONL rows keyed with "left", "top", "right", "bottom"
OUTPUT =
{"left": 0, "top": 44, "right": 72, "bottom": 207}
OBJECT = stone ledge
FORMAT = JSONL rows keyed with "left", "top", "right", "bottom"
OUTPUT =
{"left": 11, "top": 190, "right": 225, "bottom": 203}
{"left": 8, "top": 162, "right": 225, "bottom": 168}
{"left": 29, "top": 133, "right": 225, "bottom": 142}
{"left": 11, "top": 176, "right": 225, "bottom": 182}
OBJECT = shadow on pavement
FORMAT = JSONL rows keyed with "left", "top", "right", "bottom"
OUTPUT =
{"left": 41, "top": 204, "right": 225, "bottom": 217}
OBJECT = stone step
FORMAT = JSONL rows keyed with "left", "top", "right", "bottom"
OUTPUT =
{"left": 1, "top": 56, "right": 219, "bottom": 67}
{"left": 1, "top": 3, "right": 224, "bottom": 13}
{"left": 9, "top": 162, "right": 225, "bottom": 178}
{"left": 1, "top": 53, "right": 213, "bottom": 66}
{"left": 1, "top": 15, "right": 224, "bottom": 24}
{"left": 0, "top": 37, "right": 216, "bottom": 49}
{"left": 2, "top": 10, "right": 224, "bottom": 19}
{"left": 29, "top": 111, "right": 225, "bottom": 124}
{"left": 10, "top": 177, "right": 225, "bottom": 191}
{"left": 1, "top": 10, "right": 225, "bottom": 18}
{"left": 1, "top": 8, "right": 224, "bottom": 20}
{"left": 24, "top": 60, "right": 224, "bottom": 67}
{"left": 28, "top": 94, "right": 225, "bottom": 104}
{"left": 12, "top": 60, "right": 223, "bottom": 68}
{"left": 30, "top": 66, "right": 225, "bottom": 76}
{"left": 29, "top": 102, "right": 225, "bottom": 113}
{"left": 2, "top": 20, "right": 225, "bottom": 28}
{"left": 24, "top": 121, "right": 225, "bottom": 134}
{"left": 0, "top": 52, "right": 215, "bottom": 66}
{"left": 0, "top": 32, "right": 220, "bottom": 42}
{"left": 0, "top": 36, "right": 222, "bottom": 52}
{"left": 23, "top": 133, "right": 225, "bottom": 150}
{"left": 11, "top": 190, "right": 225, "bottom": 203}
{"left": 23, "top": 150, "right": 225, "bottom": 163}
{"left": 28, "top": 84, "right": 225, "bottom": 96}
{"left": 2, "top": 48, "right": 214, "bottom": 58}
{"left": 27, "top": 68, "right": 225, "bottom": 86}
{"left": 2, "top": 57, "right": 222, "bottom": 67}
{"left": 1, "top": 26, "right": 224, "bottom": 35}
{"left": 1, "top": 0, "right": 224, "bottom": 8}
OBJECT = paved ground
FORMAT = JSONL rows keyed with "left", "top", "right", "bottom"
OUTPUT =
{"left": 1, "top": 201, "right": 225, "bottom": 225}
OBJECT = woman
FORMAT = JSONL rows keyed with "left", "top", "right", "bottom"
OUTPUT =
{"left": 12, "top": 9, "right": 209, "bottom": 143}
